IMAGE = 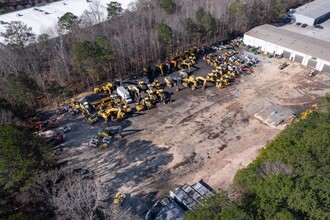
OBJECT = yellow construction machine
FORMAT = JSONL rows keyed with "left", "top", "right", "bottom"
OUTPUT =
{"left": 182, "top": 76, "right": 197, "bottom": 90}
{"left": 90, "top": 99, "right": 103, "bottom": 111}
{"left": 79, "top": 102, "right": 92, "bottom": 116}
{"left": 93, "top": 87, "right": 102, "bottom": 94}
{"left": 155, "top": 89, "right": 166, "bottom": 102}
{"left": 142, "top": 97, "right": 155, "bottom": 110}
{"left": 195, "top": 76, "right": 207, "bottom": 90}
{"left": 206, "top": 72, "right": 218, "bottom": 83}
{"left": 165, "top": 77, "right": 175, "bottom": 87}
{"left": 113, "top": 193, "right": 126, "bottom": 206}
{"left": 299, "top": 104, "right": 318, "bottom": 120}
{"left": 178, "top": 59, "right": 194, "bottom": 72}
{"left": 98, "top": 107, "right": 125, "bottom": 122}
{"left": 135, "top": 102, "right": 145, "bottom": 112}
{"left": 138, "top": 81, "right": 148, "bottom": 91}
{"left": 155, "top": 63, "right": 165, "bottom": 77}
{"left": 146, "top": 89, "right": 159, "bottom": 102}
{"left": 153, "top": 80, "right": 162, "bottom": 89}
{"left": 128, "top": 85, "right": 141, "bottom": 102}
{"left": 98, "top": 126, "right": 123, "bottom": 138}
{"left": 69, "top": 99, "right": 81, "bottom": 112}
{"left": 215, "top": 79, "right": 227, "bottom": 89}
{"left": 121, "top": 104, "right": 132, "bottom": 114}
{"left": 102, "top": 82, "right": 116, "bottom": 94}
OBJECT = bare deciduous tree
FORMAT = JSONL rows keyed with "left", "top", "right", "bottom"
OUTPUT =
{"left": 29, "top": 170, "right": 139, "bottom": 220}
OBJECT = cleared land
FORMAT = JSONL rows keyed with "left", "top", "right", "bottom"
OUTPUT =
{"left": 54, "top": 53, "right": 330, "bottom": 215}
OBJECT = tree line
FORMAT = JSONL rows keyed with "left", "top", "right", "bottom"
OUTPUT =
{"left": 0, "top": 0, "right": 311, "bottom": 111}
{"left": 185, "top": 96, "right": 330, "bottom": 219}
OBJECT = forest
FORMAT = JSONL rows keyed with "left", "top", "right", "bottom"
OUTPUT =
{"left": 0, "top": 0, "right": 311, "bottom": 113}
{"left": 185, "top": 96, "right": 330, "bottom": 219}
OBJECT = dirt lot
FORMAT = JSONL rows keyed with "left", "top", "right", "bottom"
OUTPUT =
{"left": 54, "top": 53, "right": 330, "bottom": 216}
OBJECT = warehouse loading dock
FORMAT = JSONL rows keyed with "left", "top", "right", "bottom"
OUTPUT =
{"left": 243, "top": 24, "right": 330, "bottom": 72}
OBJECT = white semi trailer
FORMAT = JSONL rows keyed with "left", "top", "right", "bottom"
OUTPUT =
{"left": 117, "top": 86, "right": 132, "bottom": 104}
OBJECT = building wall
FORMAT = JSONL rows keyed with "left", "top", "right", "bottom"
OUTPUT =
{"left": 315, "top": 12, "right": 330, "bottom": 24}
{"left": 294, "top": 14, "right": 315, "bottom": 25}
{"left": 243, "top": 34, "right": 329, "bottom": 72}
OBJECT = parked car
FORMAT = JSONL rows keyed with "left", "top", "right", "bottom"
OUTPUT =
{"left": 296, "top": 22, "right": 302, "bottom": 26}
{"left": 301, "top": 23, "right": 308, "bottom": 28}
{"left": 73, "top": 168, "right": 89, "bottom": 175}
{"left": 314, "top": 24, "right": 324, "bottom": 29}
{"left": 72, "top": 168, "right": 95, "bottom": 179}
{"left": 89, "top": 136, "right": 99, "bottom": 147}
{"left": 62, "top": 125, "right": 71, "bottom": 133}
{"left": 102, "top": 136, "right": 111, "bottom": 144}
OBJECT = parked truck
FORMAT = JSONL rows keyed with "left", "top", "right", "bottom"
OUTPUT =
{"left": 117, "top": 86, "right": 132, "bottom": 104}
{"left": 145, "top": 180, "right": 214, "bottom": 220}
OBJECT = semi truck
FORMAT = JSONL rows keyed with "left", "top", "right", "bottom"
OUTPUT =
{"left": 117, "top": 86, "right": 132, "bottom": 104}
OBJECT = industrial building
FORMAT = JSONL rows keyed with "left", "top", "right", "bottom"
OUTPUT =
{"left": 293, "top": 0, "right": 330, "bottom": 25}
{"left": 244, "top": 24, "right": 330, "bottom": 72}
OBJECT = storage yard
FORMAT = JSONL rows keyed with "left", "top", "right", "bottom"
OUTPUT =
{"left": 37, "top": 44, "right": 330, "bottom": 216}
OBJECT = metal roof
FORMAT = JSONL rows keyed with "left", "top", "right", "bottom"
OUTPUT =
{"left": 245, "top": 24, "right": 330, "bottom": 62}
{"left": 294, "top": 0, "right": 330, "bottom": 19}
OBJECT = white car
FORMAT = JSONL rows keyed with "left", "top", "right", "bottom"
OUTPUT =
{"left": 90, "top": 137, "right": 99, "bottom": 147}
{"left": 62, "top": 125, "right": 71, "bottom": 133}
{"left": 102, "top": 137, "right": 111, "bottom": 144}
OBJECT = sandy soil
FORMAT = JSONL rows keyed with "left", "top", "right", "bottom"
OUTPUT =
{"left": 54, "top": 54, "right": 330, "bottom": 215}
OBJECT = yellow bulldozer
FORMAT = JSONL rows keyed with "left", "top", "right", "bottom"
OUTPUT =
{"left": 141, "top": 97, "right": 155, "bottom": 110}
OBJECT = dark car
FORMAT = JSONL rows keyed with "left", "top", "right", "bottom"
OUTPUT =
{"left": 301, "top": 23, "right": 308, "bottom": 28}
{"left": 72, "top": 168, "right": 95, "bottom": 179}
{"left": 296, "top": 22, "right": 302, "bottom": 26}
{"left": 314, "top": 24, "right": 324, "bottom": 29}
{"left": 73, "top": 168, "right": 89, "bottom": 175}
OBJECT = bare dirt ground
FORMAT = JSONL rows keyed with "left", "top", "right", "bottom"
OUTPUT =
{"left": 54, "top": 54, "right": 330, "bottom": 216}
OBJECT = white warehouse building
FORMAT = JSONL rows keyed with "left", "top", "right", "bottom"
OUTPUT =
{"left": 243, "top": 24, "right": 330, "bottom": 72}
{"left": 293, "top": 0, "right": 330, "bottom": 26}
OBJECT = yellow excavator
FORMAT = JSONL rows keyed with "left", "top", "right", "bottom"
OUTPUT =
{"left": 206, "top": 72, "right": 218, "bottom": 83}
{"left": 93, "top": 87, "right": 102, "bottom": 94}
{"left": 153, "top": 80, "right": 162, "bottom": 89}
{"left": 215, "top": 78, "right": 229, "bottom": 89}
{"left": 69, "top": 99, "right": 81, "bottom": 112}
{"left": 182, "top": 76, "right": 197, "bottom": 90}
{"left": 155, "top": 63, "right": 165, "bottom": 77}
{"left": 79, "top": 102, "right": 92, "bottom": 116}
{"left": 155, "top": 89, "right": 166, "bottom": 103}
{"left": 165, "top": 77, "right": 175, "bottom": 87}
{"left": 128, "top": 85, "right": 141, "bottom": 102}
{"left": 195, "top": 76, "right": 207, "bottom": 90}
{"left": 102, "top": 82, "right": 116, "bottom": 94}
{"left": 98, "top": 107, "right": 125, "bottom": 122}
{"left": 146, "top": 89, "right": 159, "bottom": 102}
{"left": 178, "top": 59, "right": 194, "bottom": 72}
{"left": 138, "top": 81, "right": 148, "bottom": 91}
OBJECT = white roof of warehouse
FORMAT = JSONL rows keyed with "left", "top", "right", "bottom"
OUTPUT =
{"left": 294, "top": 0, "right": 330, "bottom": 19}
{"left": 0, "top": 0, "right": 134, "bottom": 44}
{"left": 245, "top": 24, "right": 330, "bottom": 62}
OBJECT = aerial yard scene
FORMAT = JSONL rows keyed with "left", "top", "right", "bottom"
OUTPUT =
{"left": 0, "top": 0, "right": 329, "bottom": 219}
